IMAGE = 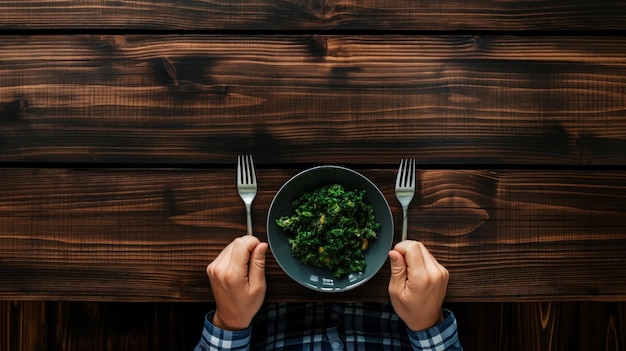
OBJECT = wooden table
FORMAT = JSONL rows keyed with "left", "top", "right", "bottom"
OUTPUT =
{"left": 1, "top": 1, "right": 626, "bottom": 349}
{"left": 2, "top": 36, "right": 625, "bottom": 303}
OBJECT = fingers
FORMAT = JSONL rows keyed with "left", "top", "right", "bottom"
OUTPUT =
{"left": 249, "top": 242, "right": 268, "bottom": 287}
{"left": 393, "top": 241, "right": 435, "bottom": 268}
{"left": 419, "top": 243, "right": 449, "bottom": 282}
{"left": 388, "top": 240, "right": 450, "bottom": 331}
{"left": 416, "top": 242, "right": 439, "bottom": 274}
{"left": 228, "top": 235, "right": 261, "bottom": 277}
{"left": 207, "top": 240, "right": 235, "bottom": 276}
{"left": 207, "top": 235, "right": 267, "bottom": 285}
{"left": 391, "top": 241, "right": 426, "bottom": 279}
{"left": 390, "top": 240, "right": 448, "bottom": 285}
{"left": 206, "top": 235, "right": 268, "bottom": 331}
{"left": 388, "top": 250, "right": 408, "bottom": 292}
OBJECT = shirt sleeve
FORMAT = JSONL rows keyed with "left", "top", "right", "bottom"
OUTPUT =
{"left": 194, "top": 311, "right": 252, "bottom": 351}
{"left": 407, "top": 309, "right": 463, "bottom": 351}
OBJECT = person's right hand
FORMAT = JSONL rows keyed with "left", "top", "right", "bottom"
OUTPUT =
{"left": 388, "top": 240, "right": 449, "bottom": 332}
{"left": 206, "top": 235, "right": 268, "bottom": 331}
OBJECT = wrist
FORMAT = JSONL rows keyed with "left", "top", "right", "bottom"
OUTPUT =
{"left": 406, "top": 310, "right": 445, "bottom": 332}
{"left": 212, "top": 311, "right": 250, "bottom": 331}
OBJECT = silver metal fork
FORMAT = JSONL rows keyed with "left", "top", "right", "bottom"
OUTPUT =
{"left": 237, "top": 154, "right": 257, "bottom": 235}
{"left": 395, "top": 159, "right": 416, "bottom": 241}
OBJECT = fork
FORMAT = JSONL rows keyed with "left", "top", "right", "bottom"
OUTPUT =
{"left": 237, "top": 154, "right": 257, "bottom": 235}
{"left": 395, "top": 159, "right": 416, "bottom": 241}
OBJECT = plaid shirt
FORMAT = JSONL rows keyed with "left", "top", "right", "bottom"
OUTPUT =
{"left": 195, "top": 303, "right": 462, "bottom": 351}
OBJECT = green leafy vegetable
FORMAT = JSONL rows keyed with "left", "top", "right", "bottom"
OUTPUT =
{"left": 276, "top": 184, "right": 380, "bottom": 278}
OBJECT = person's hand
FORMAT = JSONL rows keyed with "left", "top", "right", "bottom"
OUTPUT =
{"left": 388, "top": 240, "right": 449, "bottom": 331}
{"left": 206, "top": 235, "right": 268, "bottom": 331}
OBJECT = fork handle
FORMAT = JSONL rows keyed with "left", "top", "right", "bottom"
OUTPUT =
{"left": 401, "top": 207, "right": 408, "bottom": 241}
{"left": 245, "top": 204, "right": 253, "bottom": 236}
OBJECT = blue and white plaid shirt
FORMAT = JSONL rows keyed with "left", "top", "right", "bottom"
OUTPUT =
{"left": 195, "top": 303, "right": 462, "bottom": 351}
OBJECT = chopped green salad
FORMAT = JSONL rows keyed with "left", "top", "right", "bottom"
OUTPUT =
{"left": 276, "top": 184, "right": 381, "bottom": 278}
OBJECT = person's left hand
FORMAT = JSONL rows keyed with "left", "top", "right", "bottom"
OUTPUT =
{"left": 206, "top": 235, "right": 268, "bottom": 331}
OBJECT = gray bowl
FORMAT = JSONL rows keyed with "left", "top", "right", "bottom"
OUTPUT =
{"left": 267, "top": 165, "right": 394, "bottom": 292}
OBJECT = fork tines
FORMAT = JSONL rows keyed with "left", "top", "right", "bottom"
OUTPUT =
{"left": 396, "top": 158, "right": 415, "bottom": 189}
{"left": 237, "top": 154, "right": 257, "bottom": 186}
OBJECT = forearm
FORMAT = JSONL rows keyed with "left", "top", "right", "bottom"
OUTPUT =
{"left": 408, "top": 309, "right": 463, "bottom": 351}
{"left": 194, "top": 312, "right": 252, "bottom": 351}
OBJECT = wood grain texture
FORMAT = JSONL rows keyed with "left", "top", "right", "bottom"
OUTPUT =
{"left": 446, "top": 302, "right": 511, "bottom": 350}
{"left": 1, "top": 35, "right": 625, "bottom": 165}
{"left": 46, "top": 302, "right": 206, "bottom": 351}
{"left": 579, "top": 302, "right": 625, "bottom": 350}
{"left": 49, "top": 302, "right": 152, "bottom": 350}
{"left": 1, "top": 0, "right": 624, "bottom": 348}
{"left": 512, "top": 302, "right": 579, "bottom": 350}
{"left": 1, "top": 0, "right": 626, "bottom": 31}
{"left": 0, "top": 168, "right": 624, "bottom": 302}
{"left": 0, "top": 301, "right": 47, "bottom": 351}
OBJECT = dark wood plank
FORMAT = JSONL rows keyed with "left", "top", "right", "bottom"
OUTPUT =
{"left": 150, "top": 302, "right": 208, "bottom": 351}
{"left": 1, "top": 0, "right": 626, "bottom": 31}
{"left": 0, "top": 301, "right": 48, "bottom": 351}
{"left": 511, "top": 302, "right": 579, "bottom": 351}
{"left": 0, "top": 301, "right": 209, "bottom": 351}
{"left": 49, "top": 302, "right": 152, "bottom": 350}
{"left": 446, "top": 302, "right": 511, "bottom": 350}
{"left": 0, "top": 168, "right": 625, "bottom": 302}
{"left": 579, "top": 302, "right": 626, "bottom": 350}
{"left": 450, "top": 302, "right": 626, "bottom": 351}
{"left": 1, "top": 35, "right": 626, "bottom": 165}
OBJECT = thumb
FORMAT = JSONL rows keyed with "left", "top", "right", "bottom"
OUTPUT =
{"left": 388, "top": 250, "right": 407, "bottom": 290}
{"left": 249, "top": 242, "right": 268, "bottom": 286}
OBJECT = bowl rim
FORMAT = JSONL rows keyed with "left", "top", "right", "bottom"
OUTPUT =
{"left": 266, "top": 165, "right": 394, "bottom": 292}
